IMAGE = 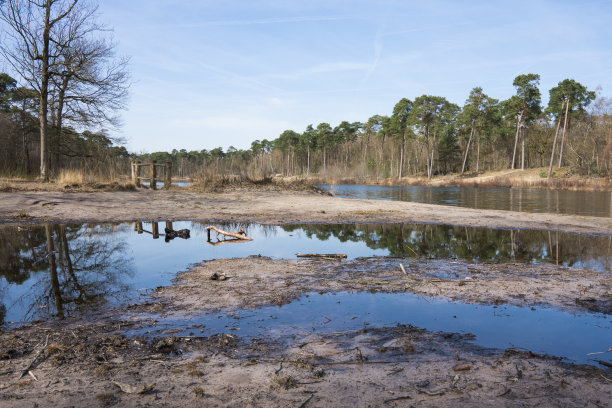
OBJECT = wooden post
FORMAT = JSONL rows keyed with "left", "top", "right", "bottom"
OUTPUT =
{"left": 135, "top": 162, "right": 141, "bottom": 187}
{"left": 152, "top": 222, "right": 159, "bottom": 239}
{"left": 164, "top": 162, "right": 172, "bottom": 189}
{"left": 136, "top": 221, "right": 143, "bottom": 234}
{"left": 207, "top": 228, "right": 211, "bottom": 242}
{"left": 131, "top": 162, "right": 136, "bottom": 185}
{"left": 165, "top": 221, "right": 173, "bottom": 231}
{"left": 150, "top": 162, "right": 157, "bottom": 190}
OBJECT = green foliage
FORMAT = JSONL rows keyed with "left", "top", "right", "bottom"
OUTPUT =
{"left": 438, "top": 128, "right": 462, "bottom": 173}
{"left": 511, "top": 73, "right": 542, "bottom": 122}
{"left": 546, "top": 78, "right": 595, "bottom": 122}
{"left": 391, "top": 98, "right": 413, "bottom": 139}
{"left": 0, "top": 72, "right": 17, "bottom": 112}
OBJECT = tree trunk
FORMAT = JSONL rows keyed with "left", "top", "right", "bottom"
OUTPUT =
{"left": 511, "top": 111, "right": 523, "bottom": 170}
{"left": 521, "top": 125, "right": 525, "bottom": 171}
{"left": 429, "top": 127, "right": 438, "bottom": 179}
{"left": 558, "top": 96, "right": 571, "bottom": 168}
{"left": 398, "top": 132, "right": 405, "bottom": 179}
{"left": 476, "top": 128, "right": 481, "bottom": 174}
{"left": 547, "top": 99, "right": 565, "bottom": 178}
{"left": 323, "top": 146, "right": 326, "bottom": 173}
{"left": 461, "top": 123, "right": 475, "bottom": 175}
{"left": 306, "top": 146, "right": 310, "bottom": 176}
{"left": 39, "top": 2, "right": 52, "bottom": 181}
{"left": 20, "top": 99, "right": 30, "bottom": 174}
{"left": 425, "top": 125, "right": 431, "bottom": 179}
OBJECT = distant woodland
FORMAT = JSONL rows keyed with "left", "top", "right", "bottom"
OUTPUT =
{"left": 1, "top": 1, "right": 611, "bottom": 182}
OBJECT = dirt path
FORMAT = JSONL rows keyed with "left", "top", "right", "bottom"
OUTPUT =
{"left": 1, "top": 190, "right": 611, "bottom": 235}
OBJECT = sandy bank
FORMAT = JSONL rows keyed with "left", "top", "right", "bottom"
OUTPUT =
{"left": 1, "top": 190, "right": 611, "bottom": 235}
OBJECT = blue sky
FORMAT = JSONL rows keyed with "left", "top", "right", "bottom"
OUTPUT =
{"left": 92, "top": 0, "right": 612, "bottom": 152}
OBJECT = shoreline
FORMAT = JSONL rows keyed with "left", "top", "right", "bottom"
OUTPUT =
{"left": 1, "top": 189, "right": 611, "bottom": 235}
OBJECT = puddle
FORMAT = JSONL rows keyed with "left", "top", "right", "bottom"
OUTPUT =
{"left": 1, "top": 222, "right": 610, "bottom": 325}
{"left": 130, "top": 291, "right": 612, "bottom": 366}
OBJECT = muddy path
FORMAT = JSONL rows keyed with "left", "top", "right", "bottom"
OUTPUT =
{"left": 1, "top": 190, "right": 612, "bottom": 235}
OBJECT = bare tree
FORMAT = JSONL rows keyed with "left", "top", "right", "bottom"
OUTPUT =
{"left": 48, "top": 3, "right": 129, "bottom": 168}
{"left": 0, "top": 0, "right": 80, "bottom": 180}
{"left": 0, "top": 0, "right": 129, "bottom": 180}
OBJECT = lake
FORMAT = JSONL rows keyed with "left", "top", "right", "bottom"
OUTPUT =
{"left": 320, "top": 184, "right": 612, "bottom": 217}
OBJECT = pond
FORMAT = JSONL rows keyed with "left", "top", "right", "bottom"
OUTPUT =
{"left": 320, "top": 184, "right": 612, "bottom": 217}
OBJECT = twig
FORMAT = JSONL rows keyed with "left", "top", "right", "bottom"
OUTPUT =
{"left": 19, "top": 334, "right": 49, "bottom": 379}
{"left": 275, "top": 362, "right": 283, "bottom": 375}
{"left": 399, "top": 264, "right": 407, "bottom": 275}
{"left": 384, "top": 395, "right": 412, "bottom": 403}
{"left": 587, "top": 346, "right": 612, "bottom": 356}
{"left": 298, "top": 393, "right": 315, "bottom": 408}
{"left": 27, "top": 371, "right": 38, "bottom": 381}
{"left": 601, "top": 374, "right": 612, "bottom": 382}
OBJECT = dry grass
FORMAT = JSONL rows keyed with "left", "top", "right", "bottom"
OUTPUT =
{"left": 189, "top": 174, "right": 323, "bottom": 193}
{"left": 311, "top": 168, "right": 612, "bottom": 191}
{"left": 0, "top": 174, "right": 136, "bottom": 192}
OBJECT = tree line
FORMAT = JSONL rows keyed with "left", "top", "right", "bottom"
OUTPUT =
{"left": 137, "top": 74, "right": 610, "bottom": 181}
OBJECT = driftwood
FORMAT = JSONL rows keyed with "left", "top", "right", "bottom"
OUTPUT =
{"left": 296, "top": 253, "right": 347, "bottom": 259}
{"left": 206, "top": 226, "right": 252, "bottom": 242}
{"left": 19, "top": 334, "right": 49, "bottom": 379}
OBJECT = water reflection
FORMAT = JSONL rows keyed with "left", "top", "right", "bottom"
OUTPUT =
{"left": 0, "top": 223, "right": 134, "bottom": 323}
{"left": 322, "top": 185, "right": 612, "bottom": 217}
{"left": 282, "top": 224, "right": 612, "bottom": 272}
{"left": 1, "top": 221, "right": 610, "bottom": 326}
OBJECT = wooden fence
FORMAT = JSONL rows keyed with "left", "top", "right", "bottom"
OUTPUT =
{"left": 131, "top": 161, "right": 172, "bottom": 190}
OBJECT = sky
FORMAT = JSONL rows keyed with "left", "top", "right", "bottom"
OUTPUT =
{"left": 13, "top": 0, "right": 612, "bottom": 153}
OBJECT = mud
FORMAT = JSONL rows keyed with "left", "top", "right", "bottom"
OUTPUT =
{"left": 1, "top": 315, "right": 610, "bottom": 407}
{"left": 154, "top": 257, "right": 612, "bottom": 316}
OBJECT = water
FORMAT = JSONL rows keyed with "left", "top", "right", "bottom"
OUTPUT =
{"left": 132, "top": 291, "right": 612, "bottom": 365}
{"left": 1, "top": 222, "right": 610, "bottom": 325}
{"left": 1, "top": 221, "right": 610, "bottom": 366}
{"left": 321, "top": 184, "right": 612, "bottom": 217}
{"left": 141, "top": 181, "right": 191, "bottom": 188}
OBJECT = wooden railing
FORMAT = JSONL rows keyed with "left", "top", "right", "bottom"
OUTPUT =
{"left": 130, "top": 161, "right": 172, "bottom": 190}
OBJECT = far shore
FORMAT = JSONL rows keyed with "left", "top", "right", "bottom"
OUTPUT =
{"left": 309, "top": 167, "right": 612, "bottom": 191}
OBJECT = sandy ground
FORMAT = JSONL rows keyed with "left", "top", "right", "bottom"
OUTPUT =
{"left": 1, "top": 189, "right": 612, "bottom": 234}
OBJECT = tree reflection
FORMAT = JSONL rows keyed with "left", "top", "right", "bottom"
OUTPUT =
{"left": 0, "top": 223, "right": 134, "bottom": 322}
{"left": 283, "top": 224, "right": 611, "bottom": 271}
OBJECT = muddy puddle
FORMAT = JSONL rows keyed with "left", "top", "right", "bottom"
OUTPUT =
{"left": 1, "top": 221, "right": 610, "bottom": 325}
{"left": 130, "top": 291, "right": 611, "bottom": 365}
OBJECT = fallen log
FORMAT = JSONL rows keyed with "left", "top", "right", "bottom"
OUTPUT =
{"left": 296, "top": 253, "right": 347, "bottom": 259}
{"left": 206, "top": 226, "right": 252, "bottom": 241}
